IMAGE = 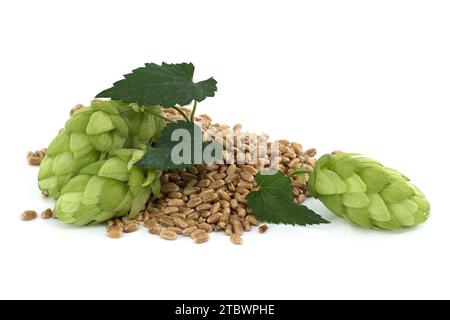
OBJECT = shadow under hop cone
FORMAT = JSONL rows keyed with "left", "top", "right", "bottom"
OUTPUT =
{"left": 38, "top": 100, "right": 164, "bottom": 198}
{"left": 54, "top": 149, "right": 160, "bottom": 226}
{"left": 307, "top": 153, "right": 430, "bottom": 230}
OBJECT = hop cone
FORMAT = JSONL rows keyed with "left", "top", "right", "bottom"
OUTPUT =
{"left": 308, "top": 153, "right": 430, "bottom": 230}
{"left": 123, "top": 104, "right": 164, "bottom": 148}
{"left": 38, "top": 100, "right": 165, "bottom": 198}
{"left": 54, "top": 149, "right": 161, "bottom": 226}
{"left": 38, "top": 100, "right": 128, "bottom": 198}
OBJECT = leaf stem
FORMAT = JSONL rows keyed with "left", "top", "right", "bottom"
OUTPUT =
{"left": 190, "top": 100, "right": 198, "bottom": 122}
{"left": 172, "top": 106, "right": 191, "bottom": 122}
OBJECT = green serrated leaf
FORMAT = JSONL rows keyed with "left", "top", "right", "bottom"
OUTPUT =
{"left": 96, "top": 62, "right": 217, "bottom": 107}
{"left": 134, "top": 121, "right": 222, "bottom": 170}
{"left": 247, "top": 171, "right": 329, "bottom": 226}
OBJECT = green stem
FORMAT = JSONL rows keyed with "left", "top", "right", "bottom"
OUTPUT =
{"left": 172, "top": 106, "right": 191, "bottom": 122}
{"left": 190, "top": 100, "right": 198, "bottom": 122}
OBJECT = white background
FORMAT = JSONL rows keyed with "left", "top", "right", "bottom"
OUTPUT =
{"left": 0, "top": 0, "right": 449, "bottom": 300}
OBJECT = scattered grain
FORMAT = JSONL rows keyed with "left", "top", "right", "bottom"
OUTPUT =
{"left": 259, "top": 224, "right": 269, "bottom": 233}
{"left": 160, "top": 229, "right": 178, "bottom": 240}
{"left": 21, "top": 210, "right": 37, "bottom": 221}
{"left": 41, "top": 208, "right": 53, "bottom": 219}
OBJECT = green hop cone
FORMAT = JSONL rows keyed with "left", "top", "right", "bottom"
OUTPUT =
{"left": 38, "top": 100, "right": 130, "bottom": 198}
{"left": 54, "top": 149, "right": 161, "bottom": 226}
{"left": 308, "top": 153, "right": 430, "bottom": 230}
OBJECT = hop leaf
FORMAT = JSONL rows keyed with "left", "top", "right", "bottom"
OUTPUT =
{"left": 247, "top": 171, "right": 329, "bottom": 226}
{"left": 96, "top": 63, "right": 217, "bottom": 107}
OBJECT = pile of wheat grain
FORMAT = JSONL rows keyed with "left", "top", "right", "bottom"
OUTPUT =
{"left": 106, "top": 108, "right": 317, "bottom": 244}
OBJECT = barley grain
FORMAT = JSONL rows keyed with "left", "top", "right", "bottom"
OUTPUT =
{"left": 226, "top": 164, "right": 237, "bottom": 175}
{"left": 203, "top": 192, "right": 219, "bottom": 203}
{"left": 292, "top": 143, "right": 303, "bottom": 155}
{"left": 305, "top": 148, "right": 317, "bottom": 157}
{"left": 232, "top": 221, "right": 243, "bottom": 235}
{"left": 259, "top": 224, "right": 269, "bottom": 233}
{"left": 198, "top": 223, "right": 213, "bottom": 233}
{"left": 197, "top": 179, "right": 211, "bottom": 188}
{"left": 242, "top": 165, "right": 258, "bottom": 176}
{"left": 187, "top": 219, "right": 198, "bottom": 227}
{"left": 207, "top": 213, "right": 222, "bottom": 224}
{"left": 235, "top": 187, "right": 249, "bottom": 195}
{"left": 190, "top": 229, "right": 206, "bottom": 239}
{"left": 107, "top": 228, "right": 122, "bottom": 239}
{"left": 200, "top": 211, "right": 211, "bottom": 218}
{"left": 242, "top": 220, "right": 251, "bottom": 232}
{"left": 160, "top": 230, "right": 178, "bottom": 240}
{"left": 159, "top": 217, "right": 174, "bottom": 228}
{"left": 245, "top": 215, "right": 260, "bottom": 226}
{"left": 187, "top": 197, "right": 203, "bottom": 208}
{"left": 237, "top": 207, "right": 247, "bottom": 218}
{"left": 219, "top": 200, "right": 230, "bottom": 209}
{"left": 187, "top": 212, "right": 200, "bottom": 220}
{"left": 225, "top": 224, "right": 233, "bottom": 236}
{"left": 168, "top": 227, "right": 183, "bottom": 234}
{"left": 182, "top": 208, "right": 195, "bottom": 215}
{"left": 217, "top": 190, "right": 231, "bottom": 201}
{"left": 185, "top": 179, "right": 198, "bottom": 189}
{"left": 212, "top": 172, "right": 226, "bottom": 181}
{"left": 21, "top": 210, "right": 37, "bottom": 221}
{"left": 236, "top": 195, "right": 247, "bottom": 204}
{"left": 173, "top": 217, "right": 188, "bottom": 229}
{"left": 210, "top": 179, "right": 225, "bottom": 190}
{"left": 163, "top": 207, "right": 179, "bottom": 214}
{"left": 240, "top": 171, "right": 255, "bottom": 182}
{"left": 41, "top": 208, "right": 53, "bottom": 219}
{"left": 230, "top": 234, "right": 243, "bottom": 245}
{"left": 196, "top": 203, "right": 213, "bottom": 211}
{"left": 182, "top": 226, "right": 198, "bottom": 236}
{"left": 161, "top": 183, "right": 179, "bottom": 193}
{"left": 194, "top": 233, "right": 210, "bottom": 244}
{"left": 237, "top": 182, "right": 253, "bottom": 190}
{"left": 211, "top": 202, "right": 221, "bottom": 214}
{"left": 123, "top": 222, "right": 139, "bottom": 233}
{"left": 199, "top": 188, "right": 214, "bottom": 197}
{"left": 144, "top": 219, "right": 158, "bottom": 228}
{"left": 167, "top": 199, "right": 184, "bottom": 207}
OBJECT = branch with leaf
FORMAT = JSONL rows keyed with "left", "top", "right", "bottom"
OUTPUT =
{"left": 96, "top": 62, "right": 329, "bottom": 227}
